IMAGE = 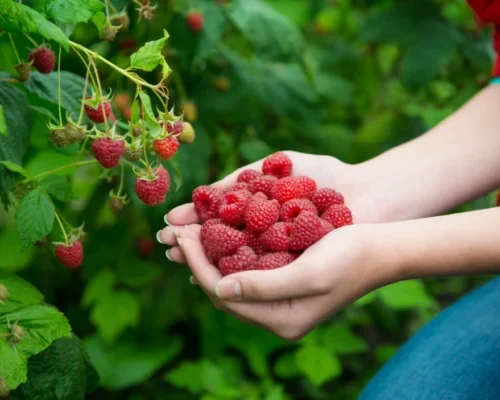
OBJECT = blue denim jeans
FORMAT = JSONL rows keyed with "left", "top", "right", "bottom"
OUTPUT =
{"left": 359, "top": 277, "right": 500, "bottom": 400}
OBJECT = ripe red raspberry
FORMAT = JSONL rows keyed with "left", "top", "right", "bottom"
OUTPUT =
{"left": 322, "top": 204, "right": 353, "bottom": 228}
{"left": 320, "top": 219, "right": 334, "bottom": 235}
{"left": 237, "top": 169, "right": 262, "bottom": 184}
{"left": 242, "top": 227, "right": 266, "bottom": 255}
{"left": 262, "top": 152, "right": 293, "bottom": 178}
{"left": 248, "top": 175, "right": 278, "bottom": 197}
{"left": 137, "top": 238, "right": 154, "bottom": 258}
{"left": 271, "top": 177, "right": 303, "bottom": 204}
{"left": 249, "top": 192, "right": 268, "bottom": 204}
{"left": 232, "top": 182, "right": 248, "bottom": 191}
{"left": 84, "top": 100, "right": 112, "bottom": 123}
{"left": 203, "top": 224, "right": 246, "bottom": 260}
{"left": 311, "top": 188, "right": 344, "bottom": 213}
{"left": 91, "top": 137, "right": 125, "bottom": 168}
{"left": 55, "top": 241, "right": 83, "bottom": 269}
{"left": 186, "top": 11, "right": 204, "bottom": 32}
{"left": 192, "top": 186, "right": 223, "bottom": 221}
{"left": 200, "top": 218, "right": 223, "bottom": 244}
{"left": 497, "top": 192, "right": 500, "bottom": 207}
{"left": 295, "top": 176, "right": 317, "bottom": 198}
{"left": 280, "top": 199, "right": 317, "bottom": 222}
{"left": 219, "top": 246, "right": 257, "bottom": 276}
{"left": 260, "top": 222, "right": 293, "bottom": 252}
{"left": 219, "top": 190, "right": 251, "bottom": 225}
{"left": 153, "top": 136, "right": 179, "bottom": 160}
{"left": 255, "top": 252, "right": 294, "bottom": 270}
{"left": 135, "top": 168, "right": 170, "bottom": 206}
{"left": 28, "top": 47, "right": 55, "bottom": 74}
{"left": 244, "top": 199, "right": 280, "bottom": 232}
{"left": 289, "top": 211, "right": 323, "bottom": 251}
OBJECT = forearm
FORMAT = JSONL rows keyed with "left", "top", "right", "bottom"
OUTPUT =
{"left": 373, "top": 208, "right": 500, "bottom": 284}
{"left": 354, "top": 84, "right": 500, "bottom": 223}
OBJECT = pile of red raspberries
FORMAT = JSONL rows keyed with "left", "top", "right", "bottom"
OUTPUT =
{"left": 192, "top": 152, "right": 353, "bottom": 276}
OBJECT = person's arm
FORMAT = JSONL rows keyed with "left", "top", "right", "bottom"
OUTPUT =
{"left": 351, "top": 84, "right": 500, "bottom": 223}
{"left": 377, "top": 207, "right": 500, "bottom": 282}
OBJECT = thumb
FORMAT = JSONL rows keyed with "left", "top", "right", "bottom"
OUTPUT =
{"left": 214, "top": 256, "right": 329, "bottom": 302}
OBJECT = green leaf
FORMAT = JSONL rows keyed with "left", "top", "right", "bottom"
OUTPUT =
{"left": 82, "top": 269, "right": 115, "bottom": 308}
{"left": 401, "top": 21, "right": 459, "bottom": 89}
{"left": 12, "top": 336, "right": 99, "bottom": 400}
{"left": 0, "top": 83, "right": 33, "bottom": 198}
{"left": 0, "top": 304, "right": 72, "bottom": 389}
{"left": 90, "top": 290, "right": 139, "bottom": 342}
{"left": 25, "top": 71, "right": 87, "bottom": 116}
{"left": 378, "top": 280, "right": 436, "bottom": 309}
{"left": 0, "top": 229, "right": 36, "bottom": 272}
{"left": 129, "top": 30, "right": 171, "bottom": 79}
{"left": 165, "top": 361, "right": 203, "bottom": 394}
{"left": 34, "top": 0, "right": 104, "bottom": 24}
{"left": 117, "top": 259, "right": 162, "bottom": 288}
{"left": 229, "top": 0, "right": 303, "bottom": 63}
{"left": 0, "top": 0, "right": 69, "bottom": 49}
{"left": 14, "top": 189, "right": 55, "bottom": 250}
{"left": 0, "top": 105, "right": 6, "bottom": 136}
{"left": 295, "top": 345, "right": 341, "bottom": 386}
{"left": 238, "top": 139, "right": 274, "bottom": 163}
{"left": 0, "top": 271, "right": 44, "bottom": 315}
{"left": 354, "top": 291, "right": 377, "bottom": 306}
{"left": 319, "top": 324, "right": 368, "bottom": 355}
{"left": 86, "top": 335, "right": 183, "bottom": 389}
{"left": 274, "top": 352, "right": 300, "bottom": 379}
{"left": 265, "top": 385, "right": 288, "bottom": 400}
{"left": 167, "top": 155, "right": 182, "bottom": 192}
{"left": 91, "top": 11, "right": 105, "bottom": 36}
{"left": 38, "top": 175, "right": 71, "bottom": 202}
{"left": 0, "top": 161, "right": 33, "bottom": 179}
{"left": 137, "top": 91, "right": 161, "bottom": 137}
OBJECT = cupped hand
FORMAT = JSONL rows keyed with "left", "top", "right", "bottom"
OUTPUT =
{"left": 161, "top": 222, "right": 384, "bottom": 340}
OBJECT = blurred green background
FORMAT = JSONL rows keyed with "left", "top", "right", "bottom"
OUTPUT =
{"left": 0, "top": 0, "right": 498, "bottom": 399}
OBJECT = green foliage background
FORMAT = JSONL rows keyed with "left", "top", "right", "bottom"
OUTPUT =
{"left": 0, "top": 0, "right": 497, "bottom": 399}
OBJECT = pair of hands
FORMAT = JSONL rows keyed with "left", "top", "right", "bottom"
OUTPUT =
{"left": 158, "top": 152, "right": 390, "bottom": 340}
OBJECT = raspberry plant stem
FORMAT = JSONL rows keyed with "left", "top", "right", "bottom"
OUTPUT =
{"left": 117, "top": 163, "right": 125, "bottom": 195}
{"left": 89, "top": 59, "right": 110, "bottom": 132}
{"left": 24, "top": 34, "right": 39, "bottom": 48}
{"left": 8, "top": 34, "right": 21, "bottom": 64}
{"left": 72, "top": 46, "right": 100, "bottom": 97}
{"left": 55, "top": 212, "right": 69, "bottom": 244}
{"left": 77, "top": 66, "right": 91, "bottom": 125}
{"left": 57, "top": 46, "right": 63, "bottom": 126}
{"left": 28, "top": 159, "right": 98, "bottom": 181}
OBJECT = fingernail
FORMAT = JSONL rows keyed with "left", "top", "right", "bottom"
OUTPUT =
{"left": 156, "top": 230, "right": 163, "bottom": 244}
{"left": 177, "top": 238, "right": 184, "bottom": 247}
{"left": 164, "top": 215, "right": 171, "bottom": 225}
{"left": 189, "top": 275, "right": 198, "bottom": 285}
{"left": 165, "top": 249, "right": 172, "bottom": 261}
{"left": 215, "top": 279, "right": 241, "bottom": 299}
{"left": 174, "top": 228, "right": 180, "bottom": 238}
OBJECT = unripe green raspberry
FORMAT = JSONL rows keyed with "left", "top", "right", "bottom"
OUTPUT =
{"left": 0, "top": 283, "right": 8, "bottom": 304}
{"left": 0, "top": 378, "right": 10, "bottom": 399}
{"left": 179, "top": 122, "right": 195, "bottom": 144}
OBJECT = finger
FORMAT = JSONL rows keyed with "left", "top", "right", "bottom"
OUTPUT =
{"left": 177, "top": 235, "right": 221, "bottom": 297}
{"left": 214, "top": 250, "right": 330, "bottom": 302}
{"left": 166, "top": 246, "right": 186, "bottom": 264}
{"left": 158, "top": 224, "right": 201, "bottom": 246}
{"left": 165, "top": 203, "right": 200, "bottom": 226}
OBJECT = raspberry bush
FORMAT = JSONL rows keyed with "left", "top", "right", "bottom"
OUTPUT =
{"left": 0, "top": 0, "right": 495, "bottom": 398}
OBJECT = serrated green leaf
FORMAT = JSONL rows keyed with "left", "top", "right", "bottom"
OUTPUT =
{"left": 295, "top": 345, "right": 341, "bottom": 386}
{"left": 0, "top": 304, "right": 72, "bottom": 389}
{"left": 229, "top": 0, "right": 303, "bottom": 63}
{"left": 90, "top": 290, "right": 139, "bottom": 342}
{"left": 91, "top": 11, "right": 105, "bottom": 36}
{"left": 0, "top": 271, "right": 44, "bottom": 315}
{"left": 0, "top": 83, "right": 33, "bottom": 198}
{"left": 137, "top": 91, "right": 161, "bottom": 136}
{"left": 0, "top": 105, "right": 6, "bottom": 136}
{"left": 82, "top": 269, "right": 115, "bottom": 308}
{"left": 378, "top": 280, "right": 436, "bottom": 309}
{"left": 0, "top": 0, "right": 69, "bottom": 49}
{"left": 0, "top": 161, "right": 33, "bottom": 179}
{"left": 165, "top": 361, "right": 203, "bottom": 394}
{"left": 12, "top": 336, "right": 99, "bottom": 400}
{"left": 129, "top": 30, "right": 171, "bottom": 79}
{"left": 14, "top": 189, "right": 55, "bottom": 250}
{"left": 319, "top": 324, "right": 368, "bottom": 355}
{"left": 34, "top": 0, "right": 104, "bottom": 24}
{"left": 25, "top": 71, "right": 87, "bottom": 115}
{"left": 86, "top": 335, "right": 182, "bottom": 389}
{"left": 38, "top": 175, "right": 71, "bottom": 202}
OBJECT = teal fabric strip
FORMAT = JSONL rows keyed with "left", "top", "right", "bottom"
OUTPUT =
{"left": 490, "top": 77, "right": 500, "bottom": 84}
